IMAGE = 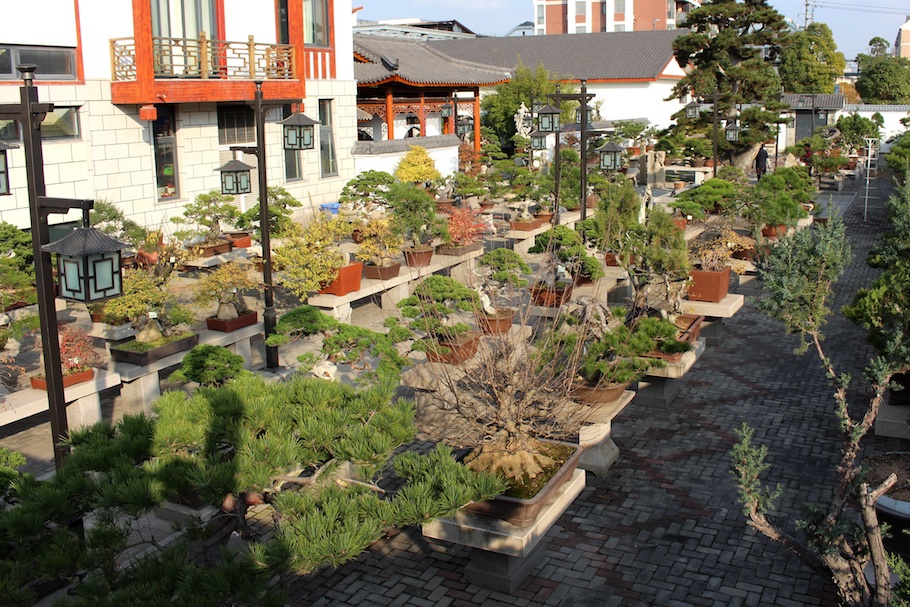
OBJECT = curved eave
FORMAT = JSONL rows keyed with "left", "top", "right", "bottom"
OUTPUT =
{"left": 358, "top": 75, "right": 510, "bottom": 88}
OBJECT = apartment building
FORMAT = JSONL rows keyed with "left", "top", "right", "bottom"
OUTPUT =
{"left": 532, "top": 0, "right": 700, "bottom": 35}
{"left": 0, "top": 0, "right": 357, "bottom": 231}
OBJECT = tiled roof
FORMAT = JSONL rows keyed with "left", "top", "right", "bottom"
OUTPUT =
{"left": 427, "top": 30, "right": 687, "bottom": 81}
{"left": 781, "top": 94, "right": 845, "bottom": 110}
{"left": 354, "top": 35, "right": 511, "bottom": 87}
{"left": 353, "top": 135, "right": 462, "bottom": 155}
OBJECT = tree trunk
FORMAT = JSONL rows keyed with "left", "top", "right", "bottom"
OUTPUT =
{"left": 730, "top": 142, "right": 763, "bottom": 172}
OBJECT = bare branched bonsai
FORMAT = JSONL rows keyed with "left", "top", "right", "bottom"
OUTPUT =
{"left": 733, "top": 214, "right": 904, "bottom": 607}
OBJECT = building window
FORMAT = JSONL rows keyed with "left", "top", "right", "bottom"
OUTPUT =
{"left": 537, "top": 5, "right": 544, "bottom": 24}
{"left": 305, "top": 0, "right": 330, "bottom": 47}
{"left": 154, "top": 106, "right": 179, "bottom": 200}
{"left": 575, "top": 1, "right": 586, "bottom": 15}
{"left": 615, "top": 0, "right": 625, "bottom": 13}
{"left": 283, "top": 105, "right": 302, "bottom": 181}
{"left": 218, "top": 105, "right": 255, "bottom": 145}
{"left": 614, "top": 24, "right": 625, "bottom": 31}
{"left": 576, "top": 26, "right": 587, "bottom": 33}
{"left": 318, "top": 99, "right": 337, "bottom": 178}
{"left": 0, "top": 46, "right": 76, "bottom": 80}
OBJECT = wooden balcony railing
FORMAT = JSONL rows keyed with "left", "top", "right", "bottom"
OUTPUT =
{"left": 110, "top": 33, "right": 295, "bottom": 81}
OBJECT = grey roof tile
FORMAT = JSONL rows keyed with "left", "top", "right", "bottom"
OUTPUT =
{"left": 354, "top": 35, "right": 511, "bottom": 86}
{"left": 427, "top": 30, "right": 687, "bottom": 81}
{"left": 781, "top": 93, "right": 845, "bottom": 110}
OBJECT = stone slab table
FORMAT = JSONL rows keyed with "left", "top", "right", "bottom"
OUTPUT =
{"left": 680, "top": 293, "right": 744, "bottom": 346}
{"left": 635, "top": 338, "right": 706, "bottom": 408}
{"left": 422, "top": 468, "right": 585, "bottom": 593}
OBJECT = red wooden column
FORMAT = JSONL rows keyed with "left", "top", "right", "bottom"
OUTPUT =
{"left": 473, "top": 88, "right": 481, "bottom": 154}
{"left": 385, "top": 86, "right": 394, "bottom": 139}
{"left": 419, "top": 91, "right": 426, "bottom": 136}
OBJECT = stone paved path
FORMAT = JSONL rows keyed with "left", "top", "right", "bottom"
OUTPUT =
{"left": 3, "top": 170, "right": 906, "bottom": 606}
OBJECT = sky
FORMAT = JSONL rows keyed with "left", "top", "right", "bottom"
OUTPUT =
{"left": 354, "top": 0, "right": 910, "bottom": 60}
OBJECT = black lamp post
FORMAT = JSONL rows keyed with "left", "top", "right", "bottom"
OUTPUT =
{"left": 216, "top": 81, "right": 316, "bottom": 370}
{"left": 0, "top": 65, "right": 128, "bottom": 470}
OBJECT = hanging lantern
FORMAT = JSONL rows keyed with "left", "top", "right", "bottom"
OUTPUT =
{"left": 217, "top": 158, "right": 254, "bottom": 195}
{"left": 596, "top": 141, "right": 625, "bottom": 171}
{"left": 725, "top": 121, "right": 740, "bottom": 142}
{"left": 41, "top": 228, "right": 129, "bottom": 303}
{"left": 281, "top": 112, "right": 318, "bottom": 150}
{"left": 576, "top": 104, "right": 594, "bottom": 126}
{"left": 536, "top": 103, "right": 561, "bottom": 133}
{"left": 456, "top": 116, "right": 474, "bottom": 137}
{"left": 530, "top": 129, "right": 547, "bottom": 150}
{"left": 440, "top": 100, "right": 454, "bottom": 118}
{"left": 685, "top": 100, "right": 701, "bottom": 119}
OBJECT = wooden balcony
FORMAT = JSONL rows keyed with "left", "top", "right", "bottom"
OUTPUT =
{"left": 110, "top": 33, "right": 306, "bottom": 105}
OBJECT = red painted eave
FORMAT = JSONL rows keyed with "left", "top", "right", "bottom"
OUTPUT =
{"left": 111, "top": 79, "right": 306, "bottom": 105}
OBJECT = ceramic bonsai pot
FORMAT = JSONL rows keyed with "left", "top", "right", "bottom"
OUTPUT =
{"left": 224, "top": 231, "right": 252, "bottom": 248}
{"left": 509, "top": 219, "right": 540, "bottom": 231}
{"left": 436, "top": 242, "right": 483, "bottom": 257}
{"left": 403, "top": 247, "right": 434, "bottom": 267}
{"left": 570, "top": 381, "right": 630, "bottom": 406}
{"left": 462, "top": 442, "right": 583, "bottom": 527}
{"left": 529, "top": 283, "right": 573, "bottom": 307}
{"left": 319, "top": 262, "right": 363, "bottom": 296}
{"left": 363, "top": 262, "right": 402, "bottom": 280}
{"left": 533, "top": 211, "right": 554, "bottom": 225}
{"left": 30, "top": 368, "right": 96, "bottom": 391}
{"left": 426, "top": 332, "right": 480, "bottom": 365}
{"left": 205, "top": 310, "right": 258, "bottom": 332}
{"left": 761, "top": 224, "right": 788, "bottom": 238}
{"left": 199, "top": 240, "right": 233, "bottom": 257}
{"left": 687, "top": 266, "right": 731, "bottom": 303}
{"left": 476, "top": 308, "right": 516, "bottom": 335}
{"left": 110, "top": 333, "right": 200, "bottom": 367}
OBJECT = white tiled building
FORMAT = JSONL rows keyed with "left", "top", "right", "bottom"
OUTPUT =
{"left": 0, "top": 0, "right": 358, "bottom": 231}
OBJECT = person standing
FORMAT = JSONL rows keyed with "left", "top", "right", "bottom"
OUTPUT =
{"left": 755, "top": 146, "right": 769, "bottom": 179}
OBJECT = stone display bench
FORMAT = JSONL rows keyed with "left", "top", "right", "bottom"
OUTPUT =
{"left": 109, "top": 323, "right": 263, "bottom": 412}
{"left": 181, "top": 247, "right": 254, "bottom": 270}
{"left": 577, "top": 389, "right": 635, "bottom": 476}
{"left": 1, "top": 298, "right": 67, "bottom": 324}
{"left": 0, "top": 369, "right": 122, "bottom": 430}
{"left": 306, "top": 249, "right": 484, "bottom": 323}
{"left": 661, "top": 165, "right": 712, "bottom": 186}
{"left": 503, "top": 210, "right": 581, "bottom": 256}
{"left": 680, "top": 293, "right": 744, "bottom": 347}
{"left": 422, "top": 469, "right": 586, "bottom": 593}
{"left": 635, "top": 338, "right": 706, "bottom": 408}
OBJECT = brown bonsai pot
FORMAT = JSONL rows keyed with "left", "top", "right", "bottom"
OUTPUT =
{"left": 200, "top": 240, "right": 233, "bottom": 257}
{"left": 110, "top": 333, "right": 200, "bottom": 366}
{"left": 687, "top": 266, "right": 731, "bottom": 303}
{"left": 476, "top": 308, "right": 516, "bottom": 335}
{"left": 205, "top": 310, "right": 258, "bottom": 332}
{"left": 363, "top": 261, "right": 402, "bottom": 280}
{"left": 478, "top": 201, "right": 496, "bottom": 211}
{"left": 533, "top": 211, "right": 554, "bottom": 225}
{"left": 761, "top": 224, "right": 788, "bottom": 238}
{"left": 225, "top": 231, "right": 252, "bottom": 248}
{"left": 403, "top": 246, "right": 434, "bottom": 267}
{"left": 30, "top": 368, "right": 96, "bottom": 391}
{"left": 425, "top": 332, "right": 480, "bottom": 365}
{"left": 436, "top": 242, "right": 483, "bottom": 257}
{"left": 510, "top": 219, "right": 541, "bottom": 231}
{"left": 319, "top": 262, "right": 363, "bottom": 296}
{"left": 462, "top": 441, "right": 582, "bottom": 526}
{"left": 570, "top": 381, "right": 630, "bottom": 406}
{"left": 529, "top": 282, "right": 573, "bottom": 307}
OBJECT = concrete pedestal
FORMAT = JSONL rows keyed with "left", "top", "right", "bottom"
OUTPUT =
{"left": 578, "top": 422, "right": 619, "bottom": 476}
{"left": 636, "top": 339, "right": 705, "bottom": 407}
{"left": 422, "top": 469, "right": 585, "bottom": 592}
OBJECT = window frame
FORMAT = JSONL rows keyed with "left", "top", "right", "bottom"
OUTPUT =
{"left": 154, "top": 106, "right": 180, "bottom": 201}
{"left": 305, "top": 0, "right": 331, "bottom": 47}
{"left": 217, "top": 104, "right": 255, "bottom": 146}
{"left": 318, "top": 99, "right": 337, "bottom": 178}
{"left": 0, "top": 45, "right": 77, "bottom": 80}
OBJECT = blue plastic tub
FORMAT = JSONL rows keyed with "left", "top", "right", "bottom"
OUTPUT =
{"left": 320, "top": 202, "right": 341, "bottom": 215}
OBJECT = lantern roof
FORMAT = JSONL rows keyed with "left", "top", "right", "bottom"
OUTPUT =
{"left": 281, "top": 112, "right": 319, "bottom": 127}
{"left": 41, "top": 227, "right": 130, "bottom": 256}
{"left": 217, "top": 159, "right": 255, "bottom": 173}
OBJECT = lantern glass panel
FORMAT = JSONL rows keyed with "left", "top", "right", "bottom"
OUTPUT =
{"left": 600, "top": 150, "right": 620, "bottom": 171}
{"left": 539, "top": 112, "right": 559, "bottom": 133}
{"left": 725, "top": 125, "right": 739, "bottom": 142}
{"left": 58, "top": 256, "right": 85, "bottom": 301}
{"left": 531, "top": 133, "right": 546, "bottom": 150}
{"left": 222, "top": 170, "right": 252, "bottom": 195}
{"left": 89, "top": 252, "right": 122, "bottom": 301}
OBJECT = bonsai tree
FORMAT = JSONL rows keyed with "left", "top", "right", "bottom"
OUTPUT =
{"left": 670, "top": 177, "right": 743, "bottom": 220}
{"left": 589, "top": 176, "right": 642, "bottom": 253}
{"left": 234, "top": 186, "right": 302, "bottom": 241}
{"left": 441, "top": 206, "right": 487, "bottom": 248}
{"left": 744, "top": 166, "right": 812, "bottom": 229}
{"left": 172, "top": 190, "right": 240, "bottom": 248}
{"left": 273, "top": 211, "right": 352, "bottom": 299}
{"left": 338, "top": 170, "right": 396, "bottom": 212}
{"left": 191, "top": 261, "right": 261, "bottom": 322}
{"left": 452, "top": 172, "right": 488, "bottom": 200}
{"left": 623, "top": 209, "right": 691, "bottom": 318}
{"left": 0, "top": 221, "right": 36, "bottom": 309}
{"left": 683, "top": 137, "right": 712, "bottom": 164}
{"left": 386, "top": 181, "right": 445, "bottom": 251}
{"left": 733, "top": 214, "right": 908, "bottom": 606}
{"left": 529, "top": 224, "right": 606, "bottom": 283}
{"left": 168, "top": 344, "right": 246, "bottom": 386}
{"left": 613, "top": 119, "right": 650, "bottom": 151}
{"left": 354, "top": 217, "right": 403, "bottom": 268}
{"left": 688, "top": 222, "right": 754, "bottom": 272}
{"left": 34, "top": 325, "right": 103, "bottom": 381}
{"left": 394, "top": 145, "right": 441, "bottom": 185}
{"left": 474, "top": 248, "right": 531, "bottom": 324}
{"left": 101, "top": 269, "right": 195, "bottom": 344}
{"left": 397, "top": 275, "right": 479, "bottom": 357}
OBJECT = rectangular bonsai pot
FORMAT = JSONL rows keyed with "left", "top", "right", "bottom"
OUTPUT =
{"left": 110, "top": 333, "right": 200, "bottom": 367}
{"left": 30, "top": 368, "right": 96, "bottom": 391}
{"left": 687, "top": 266, "right": 731, "bottom": 303}
{"left": 463, "top": 442, "right": 582, "bottom": 527}
{"left": 205, "top": 311, "right": 258, "bottom": 332}
{"left": 319, "top": 262, "right": 363, "bottom": 296}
